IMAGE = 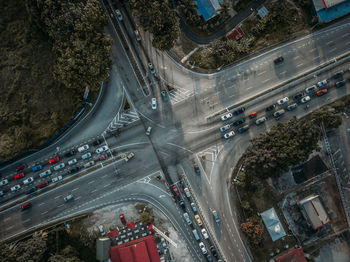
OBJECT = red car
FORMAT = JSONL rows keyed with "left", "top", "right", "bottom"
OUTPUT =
{"left": 248, "top": 112, "right": 257, "bottom": 119}
{"left": 16, "top": 163, "right": 27, "bottom": 172}
{"left": 37, "top": 181, "right": 49, "bottom": 188}
{"left": 316, "top": 89, "right": 327, "bottom": 96}
{"left": 20, "top": 202, "right": 31, "bottom": 210}
{"left": 99, "top": 154, "right": 109, "bottom": 161}
{"left": 172, "top": 185, "right": 180, "bottom": 197}
{"left": 14, "top": 173, "right": 24, "bottom": 180}
{"left": 120, "top": 214, "right": 126, "bottom": 225}
{"left": 48, "top": 156, "right": 60, "bottom": 164}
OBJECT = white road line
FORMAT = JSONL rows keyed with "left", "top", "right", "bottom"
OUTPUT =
{"left": 329, "top": 47, "right": 337, "bottom": 52}
{"left": 57, "top": 204, "right": 64, "bottom": 208}
{"left": 247, "top": 86, "right": 253, "bottom": 90}
{"left": 54, "top": 195, "right": 61, "bottom": 199}
{"left": 75, "top": 196, "right": 81, "bottom": 200}
{"left": 313, "top": 56, "right": 320, "bottom": 60}
{"left": 279, "top": 71, "right": 287, "bottom": 75}
{"left": 23, "top": 219, "right": 31, "bottom": 223}
{"left": 342, "top": 33, "right": 349, "bottom": 38}
{"left": 346, "top": 41, "right": 350, "bottom": 45}
{"left": 41, "top": 211, "right": 48, "bottom": 215}
{"left": 7, "top": 225, "right": 14, "bottom": 230}
{"left": 103, "top": 183, "right": 111, "bottom": 188}
{"left": 72, "top": 187, "right": 79, "bottom": 191}
{"left": 296, "top": 63, "right": 304, "bottom": 68}
{"left": 257, "top": 70, "right": 266, "bottom": 76}
{"left": 326, "top": 40, "right": 334, "bottom": 45}
{"left": 310, "top": 48, "right": 317, "bottom": 52}
{"left": 102, "top": 174, "right": 108, "bottom": 178}
{"left": 91, "top": 189, "right": 97, "bottom": 193}
{"left": 4, "top": 217, "right": 11, "bottom": 222}
{"left": 294, "top": 55, "right": 300, "bottom": 60}
{"left": 38, "top": 202, "right": 45, "bottom": 206}
{"left": 262, "top": 78, "right": 270, "bottom": 83}
{"left": 88, "top": 180, "right": 95, "bottom": 184}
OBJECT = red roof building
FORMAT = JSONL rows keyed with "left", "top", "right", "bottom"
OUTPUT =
{"left": 110, "top": 235, "right": 161, "bottom": 262}
{"left": 275, "top": 248, "right": 307, "bottom": 262}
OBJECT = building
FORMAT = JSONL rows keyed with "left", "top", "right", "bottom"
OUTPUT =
{"left": 275, "top": 248, "right": 307, "bottom": 262}
{"left": 298, "top": 194, "right": 331, "bottom": 230}
{"left": 226, "top": 26, "right": 244, "bottom": 41}
{"left": 260, "top": 207, "right": 286, "bottom": 242}
{"left": 193, "top": 0, "right": 223, "bottom": 21}
{"left": 96, "top": 237, "right": 111, "bottom": 262}
{"left": 312, "top": 0, "right": 350, "bottom": 22}
{"left": 110, "top": 235, "right": 161, "bottom": 262}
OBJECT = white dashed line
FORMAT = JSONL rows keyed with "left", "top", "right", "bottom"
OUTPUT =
{"left": 313, "top": 56, "right": 320, "bottom": 60}
{"left": 329, "top": 47, "right": 337, "bottom": 52}
{"left": 23, "top": 219, "right": 31, "bottom": 223}
{"left": 4, "top": 217, "right": 11, "bottom": 222}
{"left": 310, "top": 48, "right": 317, "bottom": 52}
{"left": 103, "top": 184, "right": 110, "bottom": 188}
{"left": 88, "top": 180, "right": 95, "bottom": 184}
{"left": 41, "top": 211, "right": 48, "bottom": 215}
{"left": 262, "top": 78, "right": 270, "bottom": 83}
{"left": 296, "top": 63, "right": 303, "bottom": 68}
{"left": 57, "top": 204, "right": 64, "bottom": 208}
{"left": 257, "top": 70, "right": 266, "bottom": 76}
{"left": 246, "top": 86, "right": 253, "bottom": 90}
{"left": 92, "top": 189, "right": 97, "bottom": 193}
{"left": 102, "top": 174, "right": 108, "bottom": 178}
{"left": 294, "top": 55, "right": 300, "bottom": 60}
{"left": 326, "top": 40, "right": 334, "bottom": 45}
{"left": 38, "top": 202, "right": 45, "bottom": 206}
{"left": 7, "top": 225, "right": 14, "bottom": 230}
{"left": 279, "top": 71, "right": 287, "bottom": 75}
{"left": 54, "top": 195, "right": 61, "bottom": 199}
{"left": 346, "top": 41, "right": 350, "bottom": 45}
{"left": 75, "top": 196, "right": 81, "bottom": 200}
{"left": 72, "top": 187, "right": 79, "bottom": 191}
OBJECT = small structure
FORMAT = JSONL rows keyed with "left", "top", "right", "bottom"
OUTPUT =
{"left": 312, "top": 0, "right": 350, "bottom": 22}
{"left": 226, "top": 26, "right": 244, "bottom": 41}
{"left": 257, "top": 5, "right": 269, "bottom": 19}
{"left": 298, "top": 194, "right": 331, "bottom": 230}
{"left": 193, "top": 0, "right": 223, "bottom": 21}
{"left": 96, "top": 237, "right": 111, "bottom": 262}
{"left": 275, "top": 248, "right": 307, "bottom": 262}
{"left": 260, "top": 207, "right": 286, "bottom": 242}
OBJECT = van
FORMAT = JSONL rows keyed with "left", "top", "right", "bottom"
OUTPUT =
{"left": 192, "top": 229, "right": 200, "bottom": 241}
{"left": 84, "top": 161, "right": 95, "bottom": 168}
{"left": 184, "top": 188, "right": 191, "bottom": 199}
{"left": 146, "top": 126, "right": 152, "bottom": 136}
{"left": 183, "top": 213, "right": 192, "bottom": 226}
{"left": 40, "top": 169, "right": 52, "bottom": 178}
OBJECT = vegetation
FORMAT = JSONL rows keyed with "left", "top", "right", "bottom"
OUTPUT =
{"left": 128, "top": 0, "right": 179, "bottom": 51}
{"left": 240, "top": 217, "right": 264, "bottom": 245}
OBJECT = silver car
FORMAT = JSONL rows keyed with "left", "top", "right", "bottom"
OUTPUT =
{"left": 82, "top": 153, "right": 92, "bottom": 160}
{"left": 255, "top": 117, "right": 267, "bottom": 125}
{"left": 220, "top": 124, "right": 230, "bottom": 132}
{"left": 53, "top": 163, "right": 65, "bottom": 171}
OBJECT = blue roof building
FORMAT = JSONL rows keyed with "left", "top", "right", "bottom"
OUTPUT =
{"left": 193, "top": 0, "right": 223, "bottom": 21}
{"left": 260, "top": 208, "right": 286, "bottom": 242}
{"left": 312, "top": 0, "right": 350, "bottom": 22}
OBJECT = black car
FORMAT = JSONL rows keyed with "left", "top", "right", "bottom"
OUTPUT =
{"left": 93, "top": 139, "right": 102, "bottom": 146}
{"left": 210, "top": 246, "right": 218, "bottom": 258}
{"left": 293, "top": 92, "right": 303, "bottom": 101}
{"left": 179, "top": 200, "right": 186, "bottom": 210}
{"left": 194, "top": 164, "right": 200, "bottom": 175}
{"left": 274, "top": 56, "right": 284, "bottom": 65}
{"left": 233, "top": 118, "right": 245, "bottom": 126}
{"left": 238, "top": 125, "right": 249, "bottom": 133}
{"left": 335, "top": 80, "right": 346, "bottom": 88}
{"left": 265, "top": 104, "right": 276, "bottom": 112}
{"left": 64, "top": 150, "right": 75, "bottom": 158}
{"left": 69, "top": 166, "right": 80, "bottom": 174}
{"left": 333, "top": 71, "right": 344, "bottom": 81}
{"left": 233, "top": 107, "right": 245, "bottom": 115}
{"left": 26, "top": 187, "right": 38, "bottom": 195}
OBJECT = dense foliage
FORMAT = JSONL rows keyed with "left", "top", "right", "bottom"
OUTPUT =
{"left": 128, "top": 0, "right": 179, "bottom": 51}
{"left": 240, "top": 217, "right": 264, "bottom": 245}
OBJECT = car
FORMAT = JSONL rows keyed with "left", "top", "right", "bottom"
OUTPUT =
{"left": 151, "top": 98, "right": 157, "bottom": 110}
{"left": 316, "top": 89, "right": 328, "bottom": 96}
{"left": 68, "top": 159, "right": 78, "bottom": 165}
{"left": 273, "top": 109, "right": 285, "bottom": 118}
{"left": 53, "top": 163, "right": 65, "bottom": 171}
{"left": 37, "top": 181, "right": 49, "bottom": 189}
{"left": 190, "top": 202, "right": 197, "bottom": 213}
{"left": 0, "top": 179, "right": 8, "bottom": 186}
{"left": 219, "top": 124, "right": 230, "bottom": 132}
{"left": 221, "top": 113, "right": 233, "bottom": 121}
{"left": 212, "top": 210, "right": 220, "bottom": 223}
{"left": 199, "top": 242, "right": 207, "bottom": 255}
{"left": 305, "top": 85, "right": 317, "bottom": 94}
{"left": 161, "top": 91, "right": 168, "bottom": 102}
{"left": 277, "top": 97, "right": 289, "bottom": 105}
{"left": 124, "top": 152, "right": 134, "bottom": 162}
{"left": 99, "top": 154, "right": 109, "bottom": 161}
{"left": 78, "top": 144, "right": 89, "bottom": 153}
{"left": 172, "top": 185, "right": 180, "bottom": 197}
{"left": 134, "top": 30, "right": 141, "bottom": 41}
{"left": 274, "top": 56, "right": 284, "bottom": 65}
{"left": 233, "top": 118, "right": 245, "bottom": 126}
{"left": 148, "top": 63, "right": 155, "bottom": 74}
{"left": 92, "top": 139, "right": 102, "bottom": 146}
{"left": 26, "top": 187, "right": 37, "bottom": 195}
{"left": 184, "top": 187, "right": 191, "bottom": 198}
{"left": 335, "top": 80, "right": 346, "bottom": 88}
{"left": 300, "top": 96, "right": 311, "bottom": 103}
{"left": 69, "top": 167, "right": 80, "bottom": 174}
{"left": 48, "top": 156, "right": 59, "bottom": 164}
{"left": 192, "top": 229, "right": 200, "bottom": 241}
{"left": 11, "top": 185, "right": 21, "bottom": 192}
{"left": 23, "top": 177, "right": 34, "bottom": 185}
{"left": 293, "top": 92, "right": 304, "bottom": 101}
{"left": 14, "top": 173, "right": 24, "bottom": 180}
{"left": 238, "top": 125, "right": 249, "bottom": 133}
{"left": 84, "top": 161, "right": 95, "bottom": 168}
{"left": 201, "top": 228, "right": 209, "bottom": 239}
{"left": 64, "top": 194, "right": 74, "bottom": 202}
{"left": 210, "top": 246, "right": 218, "bottom": 258}
{"left": 248, "top": 112, "right": 257, "bottom": 119}
{"left": 20, "top": 202, "right": 31, "bottom": 210}
{"left": 333, "top": 71, "right": 344, "bottom": 80}
{"left": 96, "top": 145, "right": 109, "bottom": 154}
{"left": 179, "top": 200, "right": 186, "bottom": 210}
{"left": 146, "top": 126, "right": 152, "bottom": 136}
{"left": 265, "top": 104, "right": 276, "bottom": 112}
{"left": 115, "top": 9, "right": 123, "bottom": 21}
{"left": 287, "top": 103, "right": 298, "bottom": 111}
{"left": 32, "top": 164, "right": 42, "bottom": 172}
{"left": 183, "top": 213, "right": 192, "bottom": 225}
{"left": 16, "top": 163, "right": 27, "bottom": 172}
{"left": 255, "top": 117, "right": 267, "bottom": 125}
{"left": 233, "top": 107, "right": 245, "bottom": 115}
{"left": 120, "top": 214, "right": 126, "bottom": 224}
{"left": 82, "top": 152, "right": 92, "bottom": 160}
{"left": 64, "top": 150, "right": 75, "bottom": 157}
{"left": 194, "top": 164, "right": 200, "bottom": 175}
{"left": 0, "top": 191, "right": 3, "bottom": 197}
{"left": 224, "top": 131, "right": 235, "bottom": 139}
{"left": 40, "top": 169, "right": 52, "bottom": 178}
{"left": 317, "top": 79, "right": 327, "bottom": 88}
{"left": 207, "top": 255, "right": 213, "bottom": 262}
{"left": 52, "top": 175, "right": 63, "bottom": 183}
{"left": 99, "top": 225, "right": 106, "bottom": 236}
{"left": 194, "top": 214, "right": 202, "bottom": 226}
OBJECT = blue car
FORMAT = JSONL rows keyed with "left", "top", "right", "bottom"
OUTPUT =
{"left": 32, "top": 165, "right": 42, "bottom": 172}
{"left": 161, "top": 91, "right": 168, "bottom": 102}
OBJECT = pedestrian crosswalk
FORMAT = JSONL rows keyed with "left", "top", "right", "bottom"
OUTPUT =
{"left": 168, "top": 87, "right": 194, "bottom": 105}
{"left": 105, "top": 110, "right": 139, "bottom": 132}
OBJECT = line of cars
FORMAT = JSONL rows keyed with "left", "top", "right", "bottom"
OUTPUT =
{"left": 219, "top": 70, "right": 349, "bottom": 139}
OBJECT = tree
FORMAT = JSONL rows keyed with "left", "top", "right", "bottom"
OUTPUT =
{"left": 240, "top": 217, "right": 264, "bottom": 245}
{"left": 140, "top": 212, "right": 153, "bottom": 225}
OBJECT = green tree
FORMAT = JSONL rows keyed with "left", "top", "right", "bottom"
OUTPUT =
{"left": 140, "top": 212, "right": 154, "bottom": 225}
{"left": 240, "top": 217, "right": 264, "bottom": 245}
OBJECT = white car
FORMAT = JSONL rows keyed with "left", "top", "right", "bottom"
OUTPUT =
{"left": 78, "top": 144, "right": 89, "bottom": 152}
{"left": 255, "top": 117, "right": 267, "bottom": 125}
{"left": 277, "top": 97, "right": 289, "bottom": 105}
{"left": 0, "top": 191, "right": 3, "bottom": 197}
{"left": 0, "top": 179, "right": 8, "bottom": 186}
{"left": 52, "top": 175, "right": 63, "bottom": 183}
{"left": 151, "top": 98, "right": 157, "bottom": 110}
{"left": 96, "top": 145, "right": 108, "bottom": 154}
{"left": 82, "top": 152, "right": 92, "bottom": 160}
{"left": 23, "top": 177, "right": 34, "bottom": 185}
{"left": 53, "top": 163, "right": 65, "bottom": 171}
{"left": 134, "top": 30, "right": 141, "bottom": 41}
{"left": 115, "top": 9, "right": 123, "bottom": 21}
{"left": 300, "top": 96, "right": 311, "bottom": 103}
{"left": 40, "top": 169, "right": 52, "bottom": 178}
{"left": 199, "top": 242, "right": 207, "bottom": 255}
{"left": 221, "top": 113, "right": 233, "bottom": 121}
{"left": 64, "top": 194, "right": 73, "bottom": 202}
{"left": 317, "top": 79, "right": 327, "bottom": 88}
{"left": 148, "top": 63, "right": 155, "bottom": 74}
{"left": 68, "top": 159, "right": 77, "bottom": 165}
{"left": 11, "top": 185, "right": 21, "bottom": 192}
{"left": 224, "top": 131, "right": 235, "bottom": 139}
{"left": 305, "top": 85, "right": 317, "bottom": 94}
{"left": 99, "top": 225, "right": 106, "bottom": 236}
{"left": 220, "top": 124, "right": 230, "bottom": 132}
{"left": 201, "top": 228, "right": 209, "bottom": 239}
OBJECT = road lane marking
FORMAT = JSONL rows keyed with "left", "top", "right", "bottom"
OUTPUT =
{"left": 57, "top": 204, "right": 64, "bottom": 208}
{"left": 72, "top": 187, "right": 79, "bottom": 191}
{"left": 279, "top": 71, "right": 287, "bottom": 75}
{"left": 23, "top": 219, "right": 31, "bottom": 223}
{"left": 262, "top": 78, "right": 270, "bottom": 83}
{"left": 257, "top": 70, "right": 266, "bottom": 76}
{"left": 103, "top": 183, "right": 111, "bottom": 188}
{"left": 296, "top": 63, "right": 303, "bottom": 68}
{"left": 310, "top": 48, "right": 317, "bottom": 52}
{"left": 91, "top": 189, "right": 97, "bottom": 193}
{"left": 41, "top": 211, "right": 48, "bottom": 215}
{"left": 7, "top": 225, "right": 14, "bottom": 230}
{"left": 102, "top": 174, "right": 108, "bottom": 178}
{"left": 38, "top": 202, "right": 45, "bottom": 206}
{"left": 326, "top": 40, "right": 334, "bottom": 45}
{"left": 313, "top": 56, "right": 320, "bottom": 60}
{"left": 54, "top": 195, "right": 61, "bottom": 199}
{"left": 346, "top": 41, "right": 350, "bottom": 45}
{"left": 342, "top": 33, "right": 349, "bottom": 38}
{"left": 294, "top": 55, "right": 300, "bottom": 60}
{"left": 329, "top": 47, "right": 337, "bottom": 52}
{"left": 4, "top": 217, "right": 11, "bottom": 222}
{"left": 75, "top": 196, "right": 81, "bottom": 200}
{"left": 88, "top": 180, "right": 95, "bottom": 184}
{"left": 247, "top": 86, "right": 253, "bottom": 90}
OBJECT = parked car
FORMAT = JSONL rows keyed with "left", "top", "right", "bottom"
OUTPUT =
{"left": 201, "top": 228, "right": 209, "bottom": 239}
{"left": 115, "top": 9, "right": 123, "bottom": 21}
{"left": 195, "top": 214, "right": 203, "bottom": 226}
{"left": 293, "top": 92, "right": 304, "bottom": 101}
{"left": 124, "top": 152, "right": 134, "bottom": 162}
{"left": 40, "top": 169, "right": 52, "bottom": 178}
{"left": 179, "top": 200, "right": 186, "bottom": 210}
{"left": 219, "top": 124, "right": 230, "bottom": 132}
{"left": 69, "top": 167, "right": 80, "bottom": 174}
{"left": 274, "top": 56, "right": 284, "bottom": 65}
{"left": 199, "top": 242, "right": 207, "bottom": 255}
{"left": 146, "top": 126, "right": 152, "bottom": 136}
{"left": 212, "top": 210, "right": 220, "bottom": 223}
{"left": 52, "top": 175, "right": 63, "bottom": 183}
{"left": 151, "top": 98, "right": 157, "bottom": 110}
{"left": 96, "top": 146, "right": 108, "bottom": 154}
{"left": 37, "top": 181, "right": 49, "bottom": 189}
{"left": 99, "top": 225, "right": 106, "bottom": 236}
{"left": 32, "top": 164, "right": 42, "bottom": 172}
{"left": 273, "top": 109, "right": 285, "bottom": 118}
{"left": 148, "top": 63, "right": 155, "bottom": 74}
{"left": 20, "top": 202, "right": 31, "bottom": 211}
{"left": 207, "top": 255, "right": 213, "bottom": 262}
{"left": 172, "top": 185, "right": 180, "bottom": 197}
{"left": 265, "top": 104, "right": 276, "bottom": 112}
{"left": 194, "top": 164, "right": 200, "bottom": 175}
{"left": 16, "top": 163, "right": 27, "bottom": 172}
{"left": 0, "top": 179, "right": 9, "bottom": 186}
{"left": 48, "top": 156, "right": 59, "bottom": 164}
{"left": 68, "top": 159, "right": 78, "bottom": 165}
{"left": 14, "top": 173, "right": 24, "bottom": 180}
{"left": 210, "top": 246, "right": 218, "bottom": 258}
{"left": 233, "top": 118, "right": 245, "bottom": 126}
{"left": 300, "top": 96, "right": 311, "bottom": 103}
{"left": 316, "top": 89, "right": 328, "bottom": 96}
{"left": 99, "top": 154, "right": 109, "bottom": 161}
{"left": 333, "top": 71, "right": 344, "bottom": 80}
{"left": 248, "top": 112, "right": 257, "bottom": 119}
{"left": 26, "top": 187, "right": 37, "bottom": 195}
{"left": 255, "top": 117, "right": 267, "bottom": 125}
{"left": 335, "top": 80, "right": 346, "bottom": 88}
{"left": 64, "top": 194, "right": 74, "bottom": 202}
{"left": 192, "top": 229, "right": 200, "bottom": 241}
{"left": 0, "top": 191, "right": 4, "bottom": 197}
{"left": 78, "top": 144, "right": 89, "bottom": 152}
{"left": 134, "top": 30, "right": 141, "bottom": 41}
{"left": 191, "top": 202, "right": 197, "bottom": 213}
{"left": 317, "top": 79, "right": 327, "bottom": 88}
{"left": 120, "top": 214, "right": 126, "bottom": 224}
{"left": 64, "top": 150, "right": 75, "bottom": 157}
{"left": 287, "top": 103, "right": 298, "bottom": 111}
{"left": 305, "top": 85, "right": 317, "bottom": 94}
{"left": 277, "top": 97, "right": 289, "bottom": 105}
{"left": 92, "top": 139, "right": 102, "bottom": 146}
{"left": 233, "top": 107, "right": 245, "bottom": 115}
{"left": 23, "top": 177, "right": 34, "bottom": 185}
{"left": 184, "top": 187, "right": 191, "bottom": 199}
{"left": 221, "top": 113, "right": 233, "bottom": 121}
{"left": 53, "top": 163, "right": 65, "bottom": 171}
{"left": 11, "top": 185, "right": 21, "bottom": 192}
{"left": 84, "top": 161, "right": 95, "bottom": 168}
{"left": 238, "top": 125, "right": 249, "bottom": 133}
{"left": 183, "top": 213, "right": 192, "bottom": 226}
{"left": 224, "top": 131, "right": 235, "bottom": 139}
{"left": 82, "top": 152, "right": 92, "bottom": 160}
{"left": 161, "top": 91, "right": 168, "bottom": 102}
